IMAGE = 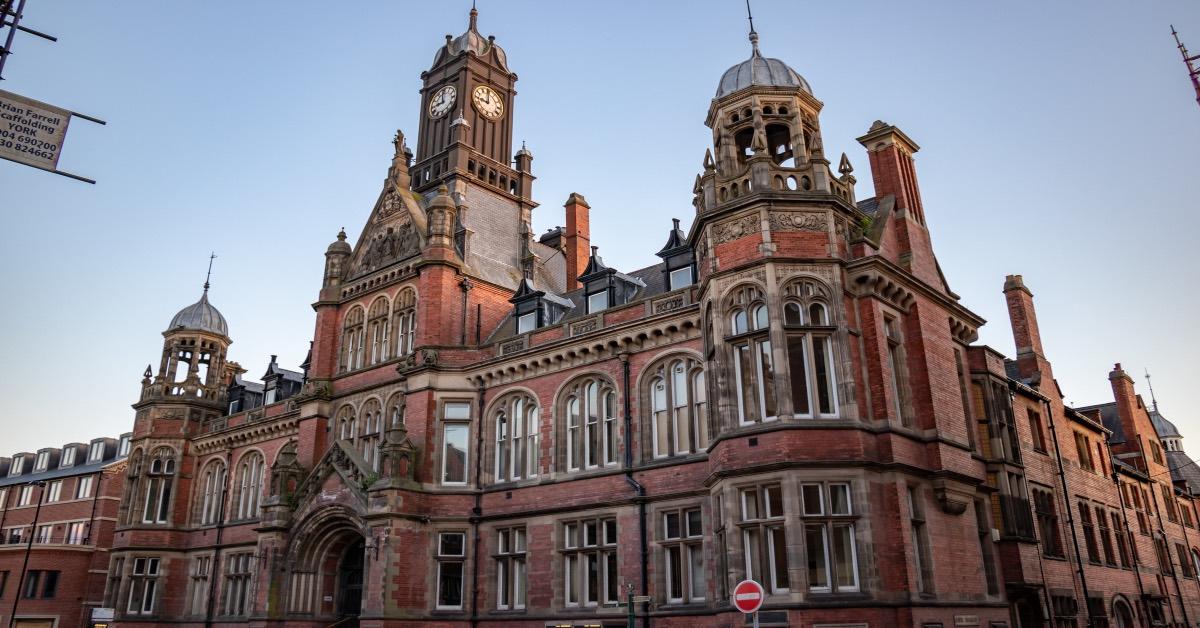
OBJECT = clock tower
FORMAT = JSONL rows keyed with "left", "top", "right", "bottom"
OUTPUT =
{"left": 410, "top": 6, "right": 537, "bottom": 287}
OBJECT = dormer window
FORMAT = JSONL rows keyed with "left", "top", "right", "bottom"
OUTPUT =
{"left": 657, "top": 219, "right": 695, "bottom": 293}
{"left": 118, "top": 435, "right": 131, "bottom": 457}
{"left": 265, "top": 387, "right": 277, "bottom": 405}
{"left": 509, "top": 279, "right": 571, "bottom": 335}
{"left": 61, "top": 448, "right": 76, "bottom": 468}
{"left": 9, "top": 456, "right": 24, "bottom": 476}
{"left": 34, "top": 451, "right": 49, "bottom": 471}
{"left": 577, "top": 246, "right": 644, "bottom": 316}
{"left": 88, "top": 442, "right": 104, "bottom": 463}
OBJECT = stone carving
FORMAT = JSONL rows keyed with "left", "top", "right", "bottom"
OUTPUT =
{"left": 712, "top": 213, "right": 760, "bottom": 245}
{"left": 768, "top": 211, "right": 826, "bottom": 233}
{"left": 570, "top": 318, "right": 599, "bottom": 336}
{"left": 362, "top": 221, "right": 420, "bottom": 272}
{"left": 400, "top": 348, "right": 439, "bottom": 371}
{"left": 775, "top": 264, "right": 835, "bottom": 283}
{"left": 377, "top": 190, "right": 404, "bottom": 221}
{"left": 500, "top": 338, "right": 526, "bottom": 356}
{"left": 653, "top": 295, "right": 686, "bottom": 314}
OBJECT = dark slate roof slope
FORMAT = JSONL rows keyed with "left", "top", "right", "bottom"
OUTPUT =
{"left": 1076, "top": 401, "right": 1126, "bottom": 445}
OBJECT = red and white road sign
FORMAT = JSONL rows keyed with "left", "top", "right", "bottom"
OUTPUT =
{"left": 732, "top": 579, "right": 765, "bottom": 614}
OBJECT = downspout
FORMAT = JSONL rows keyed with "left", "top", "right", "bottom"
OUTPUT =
{"left": 1105, "top": 440, "right": 1148, "bottom": 624}
{"left": 204, "top": 449, "right": 234, "bottom": 628}
{"left": 1041, "top": 397, "right": 1094, "bottom": 623}
{"left": 469, "top": 379, "right": 487, "bottom": 628}
{"left": 1146, "top": 461, "right": 1190, "bottom": 627}
{"left": 460, "top": 279, "right": 473, "bottom": 346}
{"left": 85, "top": 471, "right": 101, "bottom": 544}
{"left": 1008, "top": 386, "right": 1055, "bottom": 619}
{"left": 1170, "top": 493, "right": 1200, "bottom": 612}
{"left": 8, "top": 481, "right": 45, "bottom": 628}
{"left": 618, "top": 352, "right": 649, "bottom": 628}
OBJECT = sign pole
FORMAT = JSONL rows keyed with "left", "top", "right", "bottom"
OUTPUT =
{"left": 753, "top": 611, "right": 759, "bottom": 628}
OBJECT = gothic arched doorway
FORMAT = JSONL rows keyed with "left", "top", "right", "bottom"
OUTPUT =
{"left": 337, "top": 539, "right": 365, "bottom": 617}
{"left": 1113, "top": 598, "right": 1136, "bottom": 628}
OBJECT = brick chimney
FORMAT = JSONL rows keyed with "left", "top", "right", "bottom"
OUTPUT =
{"left": 1003, "top": 275, "right": 1046, "bottom": 374}
{"left": 564, "top": 193, "right": 590, "bottom": 291}
{"left": 856, "top": 120, "right": 925, "bottom": 224}
{"left": 1108, "top": 362, "right": 1146, "bottom": 463}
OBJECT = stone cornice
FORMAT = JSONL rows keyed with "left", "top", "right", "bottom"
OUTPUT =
{"left": 846, "top": 256, "right": 985, "bottom": 339}
{"left": 192, "top": 414, "right": 300, "bottom": 455}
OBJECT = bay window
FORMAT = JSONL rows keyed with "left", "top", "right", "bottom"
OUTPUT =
{"left": 800, "top": 482, "right": 859, "bottom": 593}
{"left": 782, "top": 280, "right": 838, "bottom": 418}
{"left": 727, "top": 286, "right": 776, "bottom": 424}
{"left": 740, "top": 484, "right": 789, "bottom": 593}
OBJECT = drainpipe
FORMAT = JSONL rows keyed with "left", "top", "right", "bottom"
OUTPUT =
{"left": 1105, "top": 440, "right": 1148, "bottom": 627}
{"left": 1041, "top": 398, "right": 1094, "bottom": 623}
{"left": 204, "top": 449, "right": 234, "bottom": 628}
{"left": 1146, "top": 458, "right": 1190, "bottom": 627}
{"left": 469, "top": 379, "right": 487, "bottom": 628}
{"left": 8, "top": 481, "right": 46, "bottom": 628}
{"left": 618, "top": 352, "right": 649, "bottom": 628}
{"left": 84, "top": 472, "right": 101, "bottom": 544}
{"left": 460, "top": 279, "right": 473, "bottom": 346}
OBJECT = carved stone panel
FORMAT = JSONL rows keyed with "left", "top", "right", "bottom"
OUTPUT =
{"left": 712, "top": 213, "right": 760, "bottom": 245}
{"left": 768, "top": 211, "right": 826, "bottom": 233}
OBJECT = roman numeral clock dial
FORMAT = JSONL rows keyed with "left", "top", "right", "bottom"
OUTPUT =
{"left": 429, "top": 85, "right": 456, "bottom": 118}
{"left": 471, "top": 85, "right": 504, "bottom": 120}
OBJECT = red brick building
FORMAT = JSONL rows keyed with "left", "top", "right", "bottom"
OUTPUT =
{"left": 0, "top": 434, "right": 131, "bottom": 628}
{"left": 94, "top": 8, "right": 1200, "bottom": 628}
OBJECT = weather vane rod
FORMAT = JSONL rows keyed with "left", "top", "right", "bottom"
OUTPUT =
{"left": 204, "top": 252, "right": 216, "bottom": 292}
{"left": 1145, "top": 368, "right": 1159, "bottom": 412}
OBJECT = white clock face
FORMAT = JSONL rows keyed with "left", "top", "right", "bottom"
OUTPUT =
{"left": 429, "top": 85, "right": 456, "bottom": 118}
{"left": 472, "top": 85, "right": 504, "bottom": 120}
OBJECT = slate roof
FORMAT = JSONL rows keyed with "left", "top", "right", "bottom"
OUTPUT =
{"left": 1167, "top": 450, "right": 1200, "bottom": 495}
{"left": 856, "top": 197, "right": 879, "bottom": 217}
{"left": 1076, "top": 401, "right": 1126, "bottom": 445}
{"left": 0, "top": 449, "right": 126, "bottom": 488}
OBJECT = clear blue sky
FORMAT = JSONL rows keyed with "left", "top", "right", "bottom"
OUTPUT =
{"left": 1, "top": 1, "right": 1197, "bottom": 454}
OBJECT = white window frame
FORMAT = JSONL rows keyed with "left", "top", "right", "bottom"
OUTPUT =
{"left": 516, "top": 311, "right": 537, "bottom": 334}
{"left": 586, "top": 290, "right": 608, "bottom": 313}
{"left": 46, "top": 480, "right": 62, "bottom": 502}
{"left": 127, "top": 557, "right": 161, "bottom": 615}
{"left": 34, "top": 451, "right": 49, "bottom": 471}
{"left": 668, "top": 266, "right": 693, "bottom": 291}
{"left": 441, "top": 402, "right": 471, "bottom": 486}
{"left": 66, "top": 521, "right": 87, "bottom": 545}
{"left": 88, "top": 442, "right": 104, "bottom": 463}
{"left": 435, "top": 532, "right": 467, "bottom": 610}
{"left": 9, "top": 456, "right": 24, "bottom": 476}
{"left": 75, "top": 475, "right": 94, "bottom": 499}
{"left": 18, "top": 485, "right": 34, "bottom": 506}
{"left": 60, "top": 447, "right": 76, "bottom": 468}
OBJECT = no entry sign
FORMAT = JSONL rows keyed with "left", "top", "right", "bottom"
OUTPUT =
{"left": 732, "top": 579, "right": 765, "bottom": 614}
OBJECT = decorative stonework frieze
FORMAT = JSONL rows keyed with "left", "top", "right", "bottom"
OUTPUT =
{"left": 499, "top": 337, "right": 526, "bottom": 356}
{"left": 193, "top": 415, "right": 300, "bottom": 455}
{"left": 712, "top": 213, "right": 760, "bottom": 245}
{"left": 774, "top": 263, "right": 835, "bottom": 284}
{"left": 768, "top": 211, "right": 826, "bottom": 233}
{"left": 570, "top": 317, "right": 600, "bottom": 336}
{"left": 652, "top": 293, "right": 688, "bottom": 314}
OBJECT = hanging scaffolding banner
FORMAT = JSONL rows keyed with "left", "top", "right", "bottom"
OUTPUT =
{"left": 0, "top": 88, "right": 100, "bottom": 183}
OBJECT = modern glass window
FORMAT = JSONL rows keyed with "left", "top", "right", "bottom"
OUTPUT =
{"left": 46, "top": 481, "right": 62, "bottom": 503}
{"left": 649, "top": 357, "right": 708, "bottom": 458}
{"left": 436, "top": 532, "right": 466, "bottom": 609}
{"left": 34, "top": 451, "right": 49, "bottom": 471}
{"left": 119, "top": 435, "right": 131, "bottom": 456}
{"left": 495, "top": 527, "right": 527, "bottom": 610}
{"left": 727, "top": 286, "right": 776, "bottom": 424}
{"left": 75, "top": 475, "right": 94, "bottom": 500}
{"left": 668, "top": 266, "right": 694, "bottom": 291}
{"left": 908, "top": 486, "right": 932, "bottom": 593}
{"left": 441, "top": 402, "right": 471, "bottom": 485}
{"left": 127, "top": 557, "right": 161, "bottom": 615}
{"left": 800, "top": 482, "right": 858, "bottom": 593}
{"left": 34, "top": 525, "right": 51, "bottom": 543}
{"left": 493, "top": 394, "right": 540, "bottom": 482}
{"left": 565, "top": 378, "right": 618, "bottom": 471}
{"left": 88, "top": 442, "right": 104, "bottom": 462}
{"left": 661, "top": 508, "right": 705, "bottom": 603}
{"left": 60, "top": 447, "right": 76, "bottom": 468}
{"left": 516, "top": 312, "right": 537, "bottom": 334}
{"left": 8, "top": 456, "right": 23, "bottom": 476}
{"left": 563, "top": 517, "right": 618, "bottom": 607}
{"left": 221, "top": 553, "right": 254, "bottom": 616}
{"left": 66, "top": 522, "right": 86, "bottom": 545}
{"left": 22, "top": 570, "right": 57, "bottom": 598}
{"left": 18, "top": 485, "right": 34, "bottom": 506}
{"left": 740, "top": 484, "right": 789, "bottom": 594}
{"left": 783, "top": 280, "right": 839, "bottom": 418}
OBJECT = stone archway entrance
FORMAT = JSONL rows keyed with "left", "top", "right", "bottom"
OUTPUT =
{"left": 336, "top": 538, "right": 365, "bottom": 617}
{"left": 1113, "top": 599, "right": 1136, "bottom": 628}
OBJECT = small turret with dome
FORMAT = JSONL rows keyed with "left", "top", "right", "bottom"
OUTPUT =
{"left": 167, "top": 285, "right": 229, "bottom": 337}
{"left": 141, "top": 260, "right": 231, "bottom": 406}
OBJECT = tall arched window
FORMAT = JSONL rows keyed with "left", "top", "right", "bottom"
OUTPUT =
{"left": 340, "top": 306, "right": 366, "bottom": 372}
{"left": 196, "top": 459, "right": 226, "bottom": 525}
{"left": 367, "top": 297, "right": 391, "bottom": 365}
{"left": 392, "top": 288, "right": 417, "bottom": 357}
{"left": 493, "top": 393, "right": 540, "bottom": 482}
{"left": 782, "top": 279, "right": 839, "bottom": 418}
{"left": 360, "top": 399, "right": 383, "bottom": 471}
{"left": 233, "top": 452, "right": 264, "bottom": 520}
{"left": 336, "top": 405, "right": 357, "bottom": 445}
{"left": 649, "top": 356, "right": 708, "bottom": 459}
{"left": 726, "top": 285, "right": 776, "bottom": 424}
{"left": 564, "top": 377, "right": 618, "bottom": 471}
{"left": 142, "top": 447, "right": 176, "bottom": 524}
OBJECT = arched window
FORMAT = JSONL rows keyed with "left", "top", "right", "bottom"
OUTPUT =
{"left": 336, "top": 405, "right": 357, "bottom": 445}
{"left": 233, "top": 452, "right": 264, "bottom": 520}
{"left": 392, "top": 288, "right": 417, "bottom": 357}
{"left": 196, "top": 459, "right": 226, "bottom": 525}
{"left": 725, "top": 285, "right": 776, "bottom": 424}
{"left": 360, "top": 399, "right": 383, "bottom": 472}
{"left": 340, "top": 306, "right": 366, "bottom": 372}
{"left": 782, "top": 279, "right": 839, "bottom": 418}
{"left": 493, "top": 393, "right": 540, "bottom": 482}
{"left": 142, "top": 447, "right": 176, "bottom": 524}
{"left": 367, "top": 297, "right": 391, "bottom": 365}
{"left": 648, "top": 356, "right": 708, "bottom": 459}
{"left": 564, "top": 377, "right": 618, "bottom": 471}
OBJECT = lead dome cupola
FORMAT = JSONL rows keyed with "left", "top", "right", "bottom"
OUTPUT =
{"left": 440, "top": 7, "right": 509, "bottom": 70}
{"left": 715, "top": 31, "right": 810, "bottom": 98}
{"left": 167, "top": 288, "right": 228, "bottom": 337}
